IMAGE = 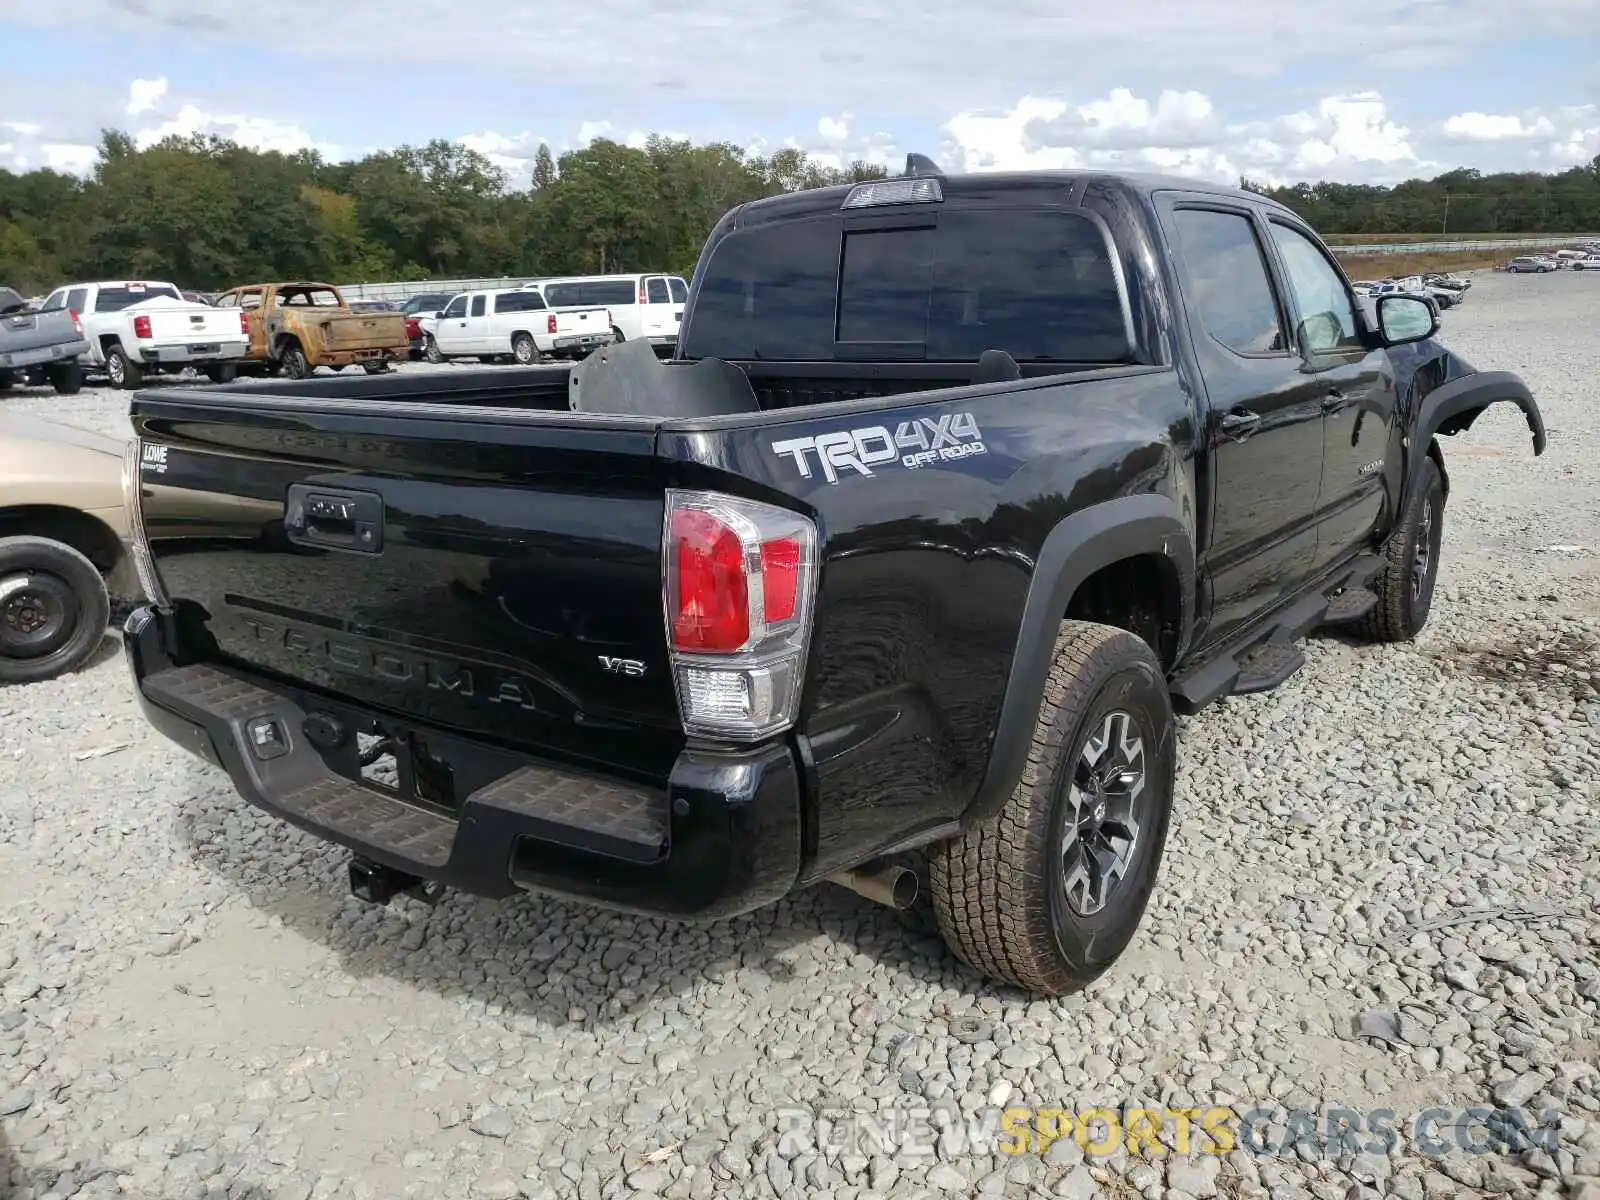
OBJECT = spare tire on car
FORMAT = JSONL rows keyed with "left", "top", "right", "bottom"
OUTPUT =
{"left": 0, "top": 536, "right": 111, "bottom": 684}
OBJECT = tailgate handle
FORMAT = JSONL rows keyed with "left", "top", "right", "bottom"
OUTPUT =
{"left": 284, "top": 485, "right": 384, "bottom": 554}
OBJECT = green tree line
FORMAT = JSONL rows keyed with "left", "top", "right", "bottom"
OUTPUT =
{"left": 0, "top": 130, "right": 888, "bottom": 294}
{"left": 3, "top": 129, "right": 1598, "bottom": 295}
{"left": 1247, "top": 159, "right": 1600, "bottom": 236}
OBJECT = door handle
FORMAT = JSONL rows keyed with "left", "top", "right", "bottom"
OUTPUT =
{"left": 1321, "top": 387, "right": 1348, "bottom": 414}
{"left": 1220, "top": 409, "right": 1261, "bottom": 438}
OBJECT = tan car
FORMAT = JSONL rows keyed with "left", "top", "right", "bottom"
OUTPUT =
{"left": 0, "top": 413, "right": 140, "bottom": 683}
{"left": 216, "top": 282, "right": 410, "bottom": 379}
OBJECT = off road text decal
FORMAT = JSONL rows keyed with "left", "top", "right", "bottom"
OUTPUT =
{"left": 770, "top": 414, "right": 986, "bottom": 484}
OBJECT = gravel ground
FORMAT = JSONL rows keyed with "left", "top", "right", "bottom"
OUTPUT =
{"left": 2, "top": 271, "right": 1598, "bottom": 1200}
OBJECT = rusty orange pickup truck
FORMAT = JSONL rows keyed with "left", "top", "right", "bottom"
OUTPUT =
{"left": 215, "top": 282, "right": 410, "bottom": 378}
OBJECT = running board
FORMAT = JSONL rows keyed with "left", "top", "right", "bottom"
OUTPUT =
{"left": 1171, "top": 553, "right": 1383, "bottom": 714}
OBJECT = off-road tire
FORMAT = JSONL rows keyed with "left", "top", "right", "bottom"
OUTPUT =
{"left": 1354, "top": 455, "right": 1445, "bottom": 643}
{"left": 203, "top": 363, "right": 238, "bottom": 384}
{"left": 0, "top": 536, "right": 111, "bottom": 685}
{"left": 105, "top": 345, "right": 142, "bottom": 390}
{"left": 47, "top": 361, "right": 83, "bottom": 394}
{"left": 927, "top": 621, "right": 1176, "bottom": 995}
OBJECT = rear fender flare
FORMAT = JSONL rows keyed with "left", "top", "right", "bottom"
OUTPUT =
{"left": 964, "top": 493, "right": 1195, "bottom": 824}
{"left": 1409, "top": 370, "right": 1545, "bottom": 514}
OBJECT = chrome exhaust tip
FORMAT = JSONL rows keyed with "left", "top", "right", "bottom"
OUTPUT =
{"left": 827, "top": 862, "right": 919, "bottom": 910}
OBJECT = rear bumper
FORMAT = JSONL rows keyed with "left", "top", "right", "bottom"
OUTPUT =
{"left": 124, "top": 607, "right": 802, "bottom": 919}
{"left": 549, "top": 332, "right": 613, "bottom": 356}
{"left": 0, "top": 339, "right": 88, "bottom": 369}
{"left": 138, "top": 339, "right": 249, "bottom": 365}
{"left": 319, "top": 346, "right": 404, "bottom": 366}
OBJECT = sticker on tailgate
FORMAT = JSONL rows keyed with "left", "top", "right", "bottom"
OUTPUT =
{"left": 141, "top": 443, "right": 169, "bottom": 475}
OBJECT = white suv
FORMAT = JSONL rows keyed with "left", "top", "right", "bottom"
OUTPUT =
{"left": 532, "top": 274, "right": 688, "bottom": 354}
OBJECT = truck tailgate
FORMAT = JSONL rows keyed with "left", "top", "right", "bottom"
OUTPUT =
{"left": 319, "top": 312, "right": 408, "bottom": 351}
{"left": 131, "top": 395, "right": 684, "bottom": 781}
{"left": 553, "top": 308, "right": 611, "bottom": 338}
{"left": 136, "top": 301, "right": 246, "bottom": 343}
{"left": 1, "top": 309, "right": 75, "bottom": 357}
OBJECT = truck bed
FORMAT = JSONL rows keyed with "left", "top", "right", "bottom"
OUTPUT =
{"left": 216, "top": 354, "right": 1131, "bottom": 418}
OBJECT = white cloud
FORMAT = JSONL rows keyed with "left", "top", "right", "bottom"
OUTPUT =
{"left": 10, "top": 0, "right": 1598, "bottom": 114}
{"left": 4, "top": 121, "right": 43, "bottom": 137}
{"left": 41, "top": 143, "right": 97, "bottom": 173}
{"left": 1440, "top": 104, "right": 1599, "bottom": 168}
{"left": 939, "top": 88, "right": 1429, "bottom": 186}
{"left": 132, "top": 103, "right": 337, "bottom": 157}
{"left": 126, "top": 76, "right": 168, "bottom": 117}
{"left": 817, "top": 114, "right": 851, "bottom": 142}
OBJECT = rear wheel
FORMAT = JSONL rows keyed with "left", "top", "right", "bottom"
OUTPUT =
{"left": 1354, "top": 455, "right": 1445, "bottom": 643}
{"left": 280, "top": 344, "right": 311, "bottom": 380}
{"left": 512, "top": 334, "right": 538, "bottom": 365}
{"left": 0, "top": 370, "right": 12, "bottom": 392}
{"left": 423, "top": 335, "right": 443, "bottom": 364}
{"left": 0, "top": 537, "right": 110, "bottom": 684}
{"left": 105, "top": 345, "right": 142, "bottom": 390}
{"left": 927, "top": 622, "right": 1176, "bottom": 996}
{"left": 47, "top": 361, "right": 83, "bottom": 394}
{"left": 362, "top": 361, "right": 390, "bottom": 375}
{"left": 610, "top": 326, "right": 626, "bottom": 344}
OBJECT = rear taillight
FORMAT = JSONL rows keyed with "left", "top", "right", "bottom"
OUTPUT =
{"left": 68, "top": 308, "right": 82, "bottom": 337}
{"left": 239, "top": 311, "right": 249, "bottom": 335}
{"left": 133, "top": 315, "right": 152, "bottom": 339}
{"left": 637, "top": 281, "right": 647, "bottom": 304}
{"left": 547, "top": 314, "right": 557, "bottom": 335}
{"left": 663, "top": 490, "right": 818, "bottom": 740}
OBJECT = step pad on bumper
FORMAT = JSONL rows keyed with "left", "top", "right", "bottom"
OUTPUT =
{"left": 471, "top": 768, "right": 666, "bottom": 862}
{"left": 144, "top": 664, "right": 456, "bottom": 867}
{"left": 141, "top": 662, "right": 667, "bottom": 871}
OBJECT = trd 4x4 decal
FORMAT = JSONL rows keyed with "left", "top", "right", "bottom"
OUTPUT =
{"left": 770, "top": 413, "right": 986, "bottom": 484}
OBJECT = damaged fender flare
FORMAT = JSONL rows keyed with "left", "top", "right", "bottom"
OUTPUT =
{"left": 1407, "top": 368, "right": 1546, "bottom": 515}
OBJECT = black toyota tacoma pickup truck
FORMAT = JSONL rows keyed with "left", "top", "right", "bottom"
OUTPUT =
{"left": 120, "top": 160, "right": 1546, "bottom": 995}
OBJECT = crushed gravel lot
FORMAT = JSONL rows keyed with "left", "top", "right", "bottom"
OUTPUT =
{"left": 2, "top": 270, "right": 1598, "bottom": 1200}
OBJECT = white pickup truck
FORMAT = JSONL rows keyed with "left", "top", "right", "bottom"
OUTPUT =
{"left": 418, "top": 287, "right": 613, "bottom": 364}
{"left": 40, "top": 280, "right": 250, "bottom": 389}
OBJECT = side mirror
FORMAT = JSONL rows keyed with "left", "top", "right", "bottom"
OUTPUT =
{"left": 1376, "top": 294, "right": 1437, "bottom": 347}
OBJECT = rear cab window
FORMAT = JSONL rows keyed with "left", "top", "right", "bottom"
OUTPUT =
{"left": 680, "top": 208, "right": 1133, "bottom": 363}
{"left": 94, "top": 283, "right": 181, "bottom": 312}
{"left": 277, "top": 286, "right": 341, "bottom": 307}
{"left": 646, "top": 277, "right": 670, "bottom": 304}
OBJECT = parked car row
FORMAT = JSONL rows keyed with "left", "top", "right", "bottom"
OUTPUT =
{"left": 407, "top": 273, "right": 689, "bottom": 366}
{"left": 1505, "top": 245, "right": 1600, "bottom": 272}
{"left": 0, "top": 278, "right": 419, "bottom": 391}
{"left": 1347, "top": 273, "right": 1468, "bottom": 311}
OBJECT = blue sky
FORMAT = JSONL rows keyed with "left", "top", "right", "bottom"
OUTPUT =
{"left": 1, "top": 2, "right": 1595, "bottom": 188}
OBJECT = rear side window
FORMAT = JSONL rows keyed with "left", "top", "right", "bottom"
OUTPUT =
{"left": 470, "top": 295, "right": 487, "bottom": 317}
{"left": 1170, "top": 209, "right": 1286, "bottom": 356}
{"left": 668, "top": 277, "right": 688, "bottom": 303}
{"left": 646, "top": 277, "right": 670, "bottom": 304}
{"left": 495, "top": 291, "right": 546, "bottom": 313}
{"left": 545, "top": 281, "right": 636, "bottom": 307}
{"left": 94, "top": 284, "right": 181, "bottom": 312}
{"left": 682, "top": 209, "right": 1131, "bottom": 362}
